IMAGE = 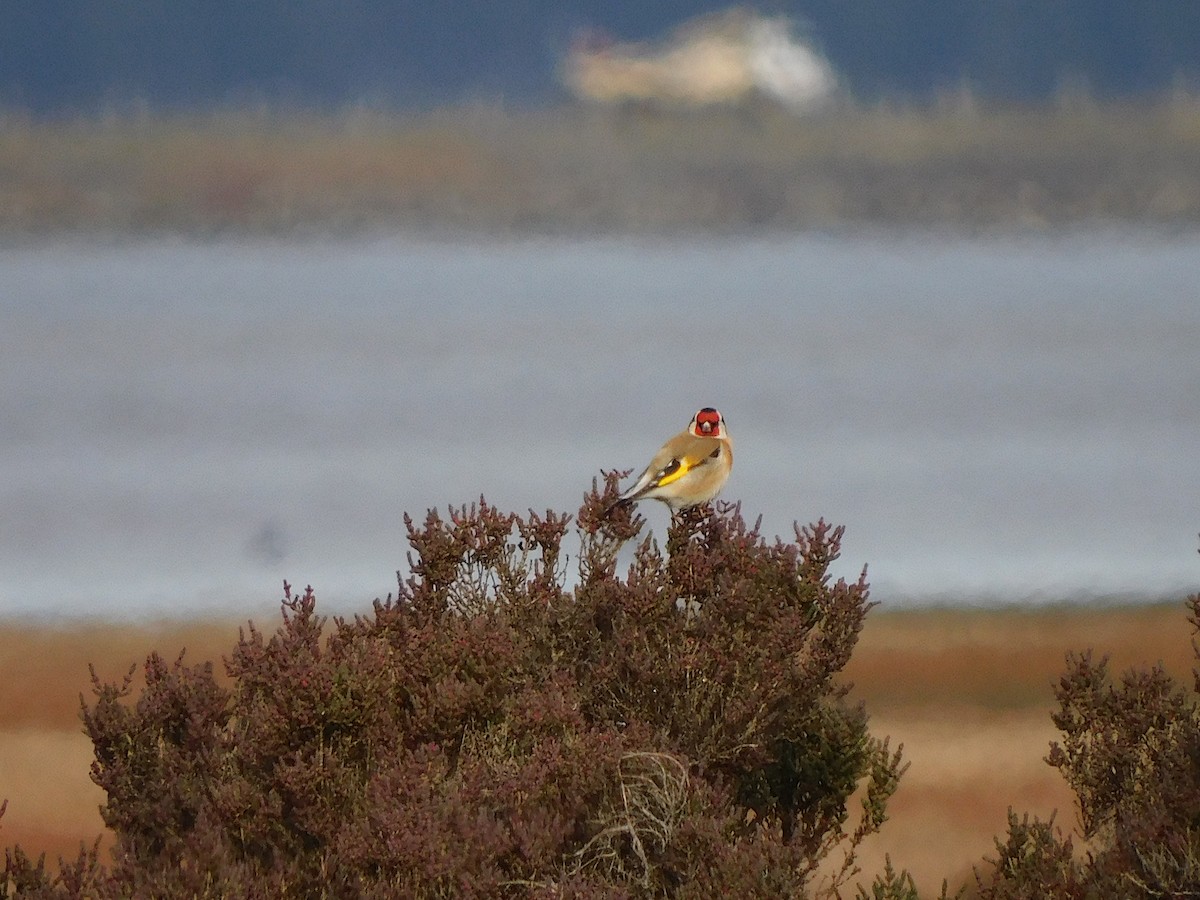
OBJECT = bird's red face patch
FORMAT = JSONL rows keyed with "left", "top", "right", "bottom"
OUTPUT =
{"left": 695, "top": 407, "right": 722, "bottom": 437}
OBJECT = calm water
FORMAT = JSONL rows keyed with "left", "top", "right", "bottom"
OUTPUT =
{"left": 2, "top": 232, "right": 1197, "bottom": 619}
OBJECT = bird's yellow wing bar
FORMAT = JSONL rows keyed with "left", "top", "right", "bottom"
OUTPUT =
{"left": 653, "top": 457, "right": 690, "bottom": 488}
{"left": 654, "top": 444, "right": 719, "bottom": 488}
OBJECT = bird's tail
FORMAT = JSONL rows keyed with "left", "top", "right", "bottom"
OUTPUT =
{"left": 603, "top": 496, "right": 635, "bottom": 518}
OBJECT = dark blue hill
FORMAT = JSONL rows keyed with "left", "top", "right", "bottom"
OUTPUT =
{"left": 4, "top": 1, "right": 1199, "bottom": 112}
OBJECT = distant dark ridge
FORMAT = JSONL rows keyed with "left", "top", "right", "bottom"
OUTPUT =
{"left": 1, "top": 1, "right": 1199, "bottom": 113}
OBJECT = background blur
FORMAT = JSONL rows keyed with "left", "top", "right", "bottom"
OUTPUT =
{"left": 1, "top": 4, "right": 1198, "bottom": 620}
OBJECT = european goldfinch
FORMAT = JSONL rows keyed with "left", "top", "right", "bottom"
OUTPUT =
{"left": 612, "top": 408, "right": 733, "bottom": 511}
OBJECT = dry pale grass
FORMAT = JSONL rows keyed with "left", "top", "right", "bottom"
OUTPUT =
{"left": 842, "top": 710, "right": 1073, "bottom": 896}
{"left": 841, "top": 602, "right": 1196, "bottom": 895}
{"left": 0, "top": 621, "right": 238, "bottom": 731}
{"left": 0, "top": 621, "right": 239, "bottom": 866}
{"left": 0, "top": 730, "right": 107, "bottom": 864}
{"left": 0, "top": 602, "right": 1192, "bottom": 891}
{"left": 843, "top": 602, "right": 1196, "bottom": 714}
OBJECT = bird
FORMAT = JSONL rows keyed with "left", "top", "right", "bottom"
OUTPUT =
{"left": 611, "top": 407, "right": 733, "bottom": 512}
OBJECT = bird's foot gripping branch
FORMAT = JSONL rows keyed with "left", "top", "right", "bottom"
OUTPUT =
{"left": 4, "top": 476, "right": 908, "bottom": 897}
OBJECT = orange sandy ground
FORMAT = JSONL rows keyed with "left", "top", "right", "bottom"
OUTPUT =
{"left": 0, "top": 603, "right": 1192, "bottom": 894}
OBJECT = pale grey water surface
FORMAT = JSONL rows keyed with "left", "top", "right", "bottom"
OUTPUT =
{"left": 2, "top": 232, "right": 1197, "bottom": 619}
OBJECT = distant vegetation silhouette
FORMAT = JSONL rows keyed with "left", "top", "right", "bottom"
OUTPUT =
{"left": 3, "top": 96, "right": 1199, "bottom": 234}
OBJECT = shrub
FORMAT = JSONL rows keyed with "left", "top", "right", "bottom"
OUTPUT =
{"left": 2, "top": 473, "right": 907, "bottom": 898}
{"left": 975, "top": 593, "right": 1200, "bottom": 899}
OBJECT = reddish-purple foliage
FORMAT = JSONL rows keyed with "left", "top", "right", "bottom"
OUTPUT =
{"left": 3, "top": 474, "right": 903, "bottom": 897}
{"left": 976, "top": 591, "right": 1200, "bottom": 899}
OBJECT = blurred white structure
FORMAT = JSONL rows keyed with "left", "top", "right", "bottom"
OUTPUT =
{"left": 562, "top": 8, "right": 837, "bottom": 111}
